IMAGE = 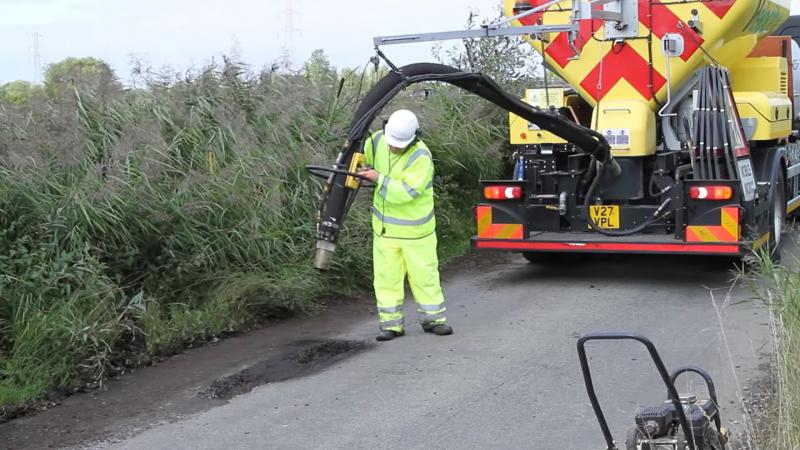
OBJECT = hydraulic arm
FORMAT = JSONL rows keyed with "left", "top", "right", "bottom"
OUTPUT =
{"left": 309, "top": 63, "right": 615, "bottom": 270}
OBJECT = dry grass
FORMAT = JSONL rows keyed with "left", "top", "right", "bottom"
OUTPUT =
{"left": 749, "top": 242, "right": 800, "bottom": 449}
{"left": 0, "top": 54, "right": 511, "bottom": 411}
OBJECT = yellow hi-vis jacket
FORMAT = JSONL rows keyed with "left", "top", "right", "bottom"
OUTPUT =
{"left": 364, "top": 130, "right": 435, "bottom": 239}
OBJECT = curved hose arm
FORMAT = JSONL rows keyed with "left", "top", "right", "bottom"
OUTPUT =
{"left": 313, "top": 63, "right": 613, "bottom": 270}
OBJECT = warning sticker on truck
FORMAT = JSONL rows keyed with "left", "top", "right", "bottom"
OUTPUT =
{"left": 525, "top": 88, "right": 564, "bottom": 110}
{"left": 602, "top": 129, "right": 631, "bottom": 147}
{"left": 525, "top": 89, "right": 565, "bottom": 131}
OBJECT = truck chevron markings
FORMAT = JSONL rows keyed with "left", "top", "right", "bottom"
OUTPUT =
{"left": 702, "top": 0, "right": 735, "bottom": 19}
{"left": 580, "top": 44, "right": 666, "bottom": 101}
{"left": 641, "top": 1, "right": 704, "bottom": 62}
{"left": 517, "top": 0, "right": 733, "bottom": 101}
{"left": 517, "top": 3, "right": 601, "bottom": 69}
{"left": 686, "top": 206, "right": 740, "bottom": 243}
{"left": 476, "top": 206, "right": 523, "bottom": 239}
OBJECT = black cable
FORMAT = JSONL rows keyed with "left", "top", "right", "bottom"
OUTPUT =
{"left": 315, "top": 56, "right": 374, "bottom": 211}
{"left": 678, "top": 22, "right": 722, "bottom": 67}
{"left": 646, "top": 0, "right": 665, "bottom": 110}
{"left": 313, "top": 63, "right": 614, "bottom": 248}
{"left": 350, "top": 59, "right": 375, "bottom": 111}
{"left": 346, "top": 65, "right": 611, "bottom": 160}
{"left": 584, "top": 162, "right": 672, "bottom": 236}
{"left": 306, "top": 165, "right": 374, "bottom": 182}
{"left": 541, "top": 38, "right": 551, "bottom": 106}
{"left": 648, "top": 175, "right": 660, "bottom": 198}
{"left": 376, "top": 49, "right": 402, "bottom": 75}
{"left": 694, "top": 68, "right": 705, "bottom": 178}
{"left": 714, "top": 67, "right": 735, "bottom": 179}
{"left": 581, "top": 40, "right": 670, "bottom": 236}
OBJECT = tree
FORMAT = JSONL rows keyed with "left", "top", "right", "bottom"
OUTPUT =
{"left": 302, "top": 49, "right": 335, "bottom": 83}
{"left": 44, "top": 57, "right": 120, "bottom": 98}
{"left": 432, "top": 7, "right": 538, "bottom": 88}
{"left": 0, "top": 80, "right": 41, "bottom": 104}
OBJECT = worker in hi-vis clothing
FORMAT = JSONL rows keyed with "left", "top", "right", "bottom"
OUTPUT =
{"left": 357, "top": 109, "right": 453, "bottom": 341}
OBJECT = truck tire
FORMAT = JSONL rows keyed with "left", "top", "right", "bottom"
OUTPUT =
{"left": 767, "top": 169, "right": 786, "bottom": 260}
{"left": 522, "top": 252, "right": 573, "bottom": 264}
{"left": 522, "top": 252, "right": 544, "bottom": 264}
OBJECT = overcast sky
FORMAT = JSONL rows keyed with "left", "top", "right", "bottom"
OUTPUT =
{"left": 0, "top": 1, "right": 798, "bottom": 84}
{"left": 0, "top": 0, "right": 497, "bottom": 84}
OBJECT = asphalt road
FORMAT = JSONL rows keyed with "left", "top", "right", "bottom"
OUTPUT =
{"left": 92, "top": 251, "right": 774, "bottom": 450}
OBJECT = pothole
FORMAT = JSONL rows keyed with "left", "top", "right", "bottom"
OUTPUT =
{"left": 199, "top": 339, "right": 371, "bottom": 400}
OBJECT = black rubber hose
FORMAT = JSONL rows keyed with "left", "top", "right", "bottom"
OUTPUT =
{"left": 698, "top": 68, "right": 708, "bottom": 179}
{"left": 306, "top": 165, "right": 374, "bottom": 182}
{"left": 316, "top": 63, "right": 613, "bottom": 248}
{"left": 584, "top": 163, "right": 670, "bottom": 237}
{"left": 347, "top": 63, "right": 611, "bottom": 158}
{"left": 709, "top": 68, "right": 720, "bottom": 177}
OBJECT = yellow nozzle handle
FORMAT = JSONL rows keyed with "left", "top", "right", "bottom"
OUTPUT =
{"left": 345, "top": 153, "right": 366, "bottom": 190}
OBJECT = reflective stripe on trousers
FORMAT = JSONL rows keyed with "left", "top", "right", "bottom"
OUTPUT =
{"left": 417, "top": 303, "right": 446, "bottom": 323}
{"left": 373, "top": 232, "right": 446, "bottom": 331}
{"left": 379, "top": 317, "right": 404, "bottom": 330}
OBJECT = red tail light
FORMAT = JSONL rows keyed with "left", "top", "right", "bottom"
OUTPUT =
{"left": 484, "top": 185, "right": 522, "bottom": 200}
{"left": 689, "top": 185, "right": 733, "bottom": 200}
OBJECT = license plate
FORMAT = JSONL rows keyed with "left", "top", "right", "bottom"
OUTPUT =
{"left": 589, "top": 205, "right": 620, "bottom": 229}
{"left": 737, "top": 158, "right": 756, "bottom": 202}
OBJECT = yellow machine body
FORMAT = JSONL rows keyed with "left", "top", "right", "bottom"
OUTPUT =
{"left": 503, "top": 0, "right": 790, "bottom": 109}
{"left": 591, "top": 99, "right": 656, "bottom": 157}
{"left": 731, "top": 56, "right": 788, "bottom": 93}
{"left": 730, "top": 44, "right": 794, "bottom": 141}
{"left": 734, "top": 91, "right": 793, "bottom": 140}
{"left": 503, "top": 0, "right": 791, "bottom": 149}
{"left": 509, "top": 88, "right": 569, "bottom": 144}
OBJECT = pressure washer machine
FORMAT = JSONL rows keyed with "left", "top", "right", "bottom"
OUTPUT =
{"left": 578, "top": 333, "right": 730, "bottom": 450}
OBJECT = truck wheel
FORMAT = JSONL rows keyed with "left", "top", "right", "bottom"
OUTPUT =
{"left": 522, "top": 252, "right": 543, "bottom": 264}
{"left": 767, "top": 170, "right": 786, "bottom": 260}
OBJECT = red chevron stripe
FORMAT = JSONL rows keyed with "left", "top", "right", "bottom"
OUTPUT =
{"left": 545, "top": 19, "right": 602, "bottom": 68}
{"left": 517, "top": 0, "right": 708, "bottom": 100}
{"left": 641, "top": 1, "right": 704, "bottom": 62}
{"left": 517, "top": 0, "right": 601, "bottom": 69}
{"left": 703, "top": 0, "right": 735, "bottom": 19}
{"left": 580, "top": 44, "right": 666, "bottom": 101}
{"left": 517, "top": 5, "right": 544, "bottom": 26}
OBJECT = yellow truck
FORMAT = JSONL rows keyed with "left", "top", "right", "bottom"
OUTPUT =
{"left": 470, "top": 0, "right": 799, "bottom": 259}
{"left": 312, "top": 1, "right": 799, "bottom": 269}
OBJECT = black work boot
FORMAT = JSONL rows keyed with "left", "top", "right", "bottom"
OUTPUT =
{"left": 422, "top": 323, "right": 453, "bottom": 336}
{"left": 376, "top": 329, "right": 404, "bottom": 342}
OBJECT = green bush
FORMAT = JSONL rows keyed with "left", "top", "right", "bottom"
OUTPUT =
{"left": 0, "top": 53, "right": 511, "bottom": 408}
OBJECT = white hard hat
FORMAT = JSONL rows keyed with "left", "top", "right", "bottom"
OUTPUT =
{"left": 384, "top": 110, "right": 419, "bottom": 149}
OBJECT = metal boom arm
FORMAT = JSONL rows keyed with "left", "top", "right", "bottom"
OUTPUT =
{"left": 373, "top": 24, "right": 578, "bottom": 47}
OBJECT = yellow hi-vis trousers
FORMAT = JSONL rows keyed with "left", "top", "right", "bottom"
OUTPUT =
{"left": 373, "top": 232, "right": 447, "bottom": 332}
